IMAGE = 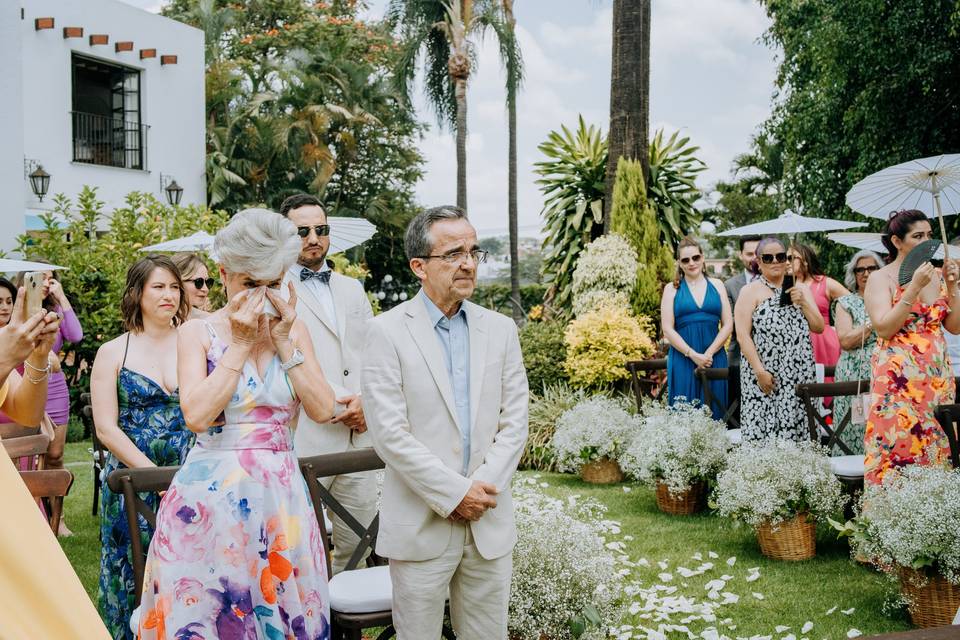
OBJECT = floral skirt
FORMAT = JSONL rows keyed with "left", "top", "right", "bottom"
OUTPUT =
{"left": 137, "top": 441, "right": 330, "bottom": 639}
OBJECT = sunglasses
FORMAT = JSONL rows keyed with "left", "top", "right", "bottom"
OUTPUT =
{"left": 854, "top": 265, "right": 879, "bottom": 275}
{"left": 297, "top": 225, "right": 330, "bottom": 238}
{"left": 680, "top": 254, "right": 703, "bottom": 265}
{"left": 760, "top": 252, "right": 788, "bottom": 264}
{"left": 186, "top": 277, "right": 215, "bottom": 289}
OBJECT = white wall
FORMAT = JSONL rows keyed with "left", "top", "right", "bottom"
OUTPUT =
{"left": 4, "top": 0, "right": 205, "bottom": 252}
{"left": 0, "top": 2, "right": 26, "bottom": 252}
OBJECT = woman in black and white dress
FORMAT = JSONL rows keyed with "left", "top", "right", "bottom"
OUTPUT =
{"left": 734, "top": 237, "right": 824, "bottom": 442}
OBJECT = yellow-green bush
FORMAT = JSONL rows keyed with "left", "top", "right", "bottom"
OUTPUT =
{"left": 563, "top": 300, "right": 656, "bottom": 389}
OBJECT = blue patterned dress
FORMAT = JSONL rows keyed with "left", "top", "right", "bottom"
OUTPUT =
{"left": 97, "top": 350, "right": 194, "bottom": 640}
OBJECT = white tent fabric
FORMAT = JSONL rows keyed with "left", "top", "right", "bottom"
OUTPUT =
{"left": 716, "top": 210, "right": 866, "bottom": 237}
{"left": 0, "top": 259, "right": 67, "bottom": 273}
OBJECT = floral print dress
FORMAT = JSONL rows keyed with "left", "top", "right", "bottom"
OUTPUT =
{"left": 865, "top": 281, "right": 954, "bottom": 485}
{"left": 832, "top": 293, "right": 877, "bottom": 456}
{"left": 137, "top": 323, "right": 330, "bottom": 640}
{"left": 98, "top": 356, "right": 194, "bottom": 640}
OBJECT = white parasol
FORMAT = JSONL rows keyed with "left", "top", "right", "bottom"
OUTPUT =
{"left": 0, "top": 259, "right": 67, "bottom": 273}
{"left": 846, "top": 153, "right": 960, "bottom": 260}
{"left": 140, "top": 217, "right": 377, "bottom": 257}
{"left": 717, "top": 210, "right": 867, "bottom": 237}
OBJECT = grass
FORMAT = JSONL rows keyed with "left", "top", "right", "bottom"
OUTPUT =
{"left": 57, "top": 441, "right": 911, "bottom": 638}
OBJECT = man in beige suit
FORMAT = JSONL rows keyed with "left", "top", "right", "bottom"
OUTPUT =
{"left": 279, "top": 193, "right": 377, "bottom": 574}
{"left": 362, "top": 205, "right": 529, "bottom": 639}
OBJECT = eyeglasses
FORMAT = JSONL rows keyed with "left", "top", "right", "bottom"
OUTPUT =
{"left": 854, "top": 265, "right": 879, "bottom": 275}
{"left": 760, "top": 252, "right": 788, "bottom": 264}
{"left": 186, "top": 277, "right": 215, "bottom": 289}
{"left": 296, "top": 225, "right": 330, "bottom": 238}
{"left": 416, "top": 249, "right": 488, "bottom": 265}
{"left": 680, "top": 254, "right": 703, "bottom": 265}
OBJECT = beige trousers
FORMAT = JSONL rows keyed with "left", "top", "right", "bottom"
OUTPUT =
{"left": 389, "top": 523, "right": 512, "bottom": 640}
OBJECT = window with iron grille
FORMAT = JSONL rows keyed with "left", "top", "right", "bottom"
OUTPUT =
{"left": 71, "top": 54, "right": 148, "bottom": 170}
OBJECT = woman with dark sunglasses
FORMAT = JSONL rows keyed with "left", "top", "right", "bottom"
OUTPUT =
{"left": 660, "top": 236, "right": 732, "bottom": 418}
{"left": 172, "top": 252, "right": 214, "bottom": 319}
{"left": 862, "top": 209, "right": 960, "bottom": 485}
{"left": 831, "top": 249, "right": 882, "bottom": 456}
{"left": 734, "top": 236, "right": 824, "bottom": 443}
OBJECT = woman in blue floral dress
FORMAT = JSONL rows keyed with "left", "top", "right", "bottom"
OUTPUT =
{"left": 91, "top": 256, "right": 194, "bottom": 639}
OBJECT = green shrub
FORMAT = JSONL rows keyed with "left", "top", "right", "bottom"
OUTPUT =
{"left": 66, "top": 415, "right": 86, "bottom": 443}
{"left": 472, "top": 283, "right": 546, "bottom": 317}
{"left": 521, "top": 382, "right": 595, "bottom": 471}
{"left": 519, "top": 319, "right": 568, "bottom": 392}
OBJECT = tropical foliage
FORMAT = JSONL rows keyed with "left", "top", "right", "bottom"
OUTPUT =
{"left": 535, "top": 117, "right": 608, "bottom": 314}
{"left": 647, "top": 129, "right": 707, "bottom": 248}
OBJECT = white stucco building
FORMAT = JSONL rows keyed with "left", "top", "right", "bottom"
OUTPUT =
{"left": 0, "top": 0, "right": 204, "bottom": 253}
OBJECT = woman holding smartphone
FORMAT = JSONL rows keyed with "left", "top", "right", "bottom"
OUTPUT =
{"left": 137, "top": 210, "right": 334, "bottom": 639}
{"left": 734, "top": 237, "right": 824, "bottom": 443}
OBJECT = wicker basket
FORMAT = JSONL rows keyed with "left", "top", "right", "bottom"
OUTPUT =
{"left": 898, "top": 567, "right": 960, "bottom": 628}
{"left": 756, "top": 512, "right": 816, "bottom": 561}
{"left": 655, "top": 481, "right": 706, "bottom": 515}
{"left": 580, "top": 457, "right": 624, "bottom": 484}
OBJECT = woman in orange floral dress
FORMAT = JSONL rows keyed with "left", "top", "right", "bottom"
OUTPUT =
{"left": 863, "top": 210, "right": 960, "bottom": 485}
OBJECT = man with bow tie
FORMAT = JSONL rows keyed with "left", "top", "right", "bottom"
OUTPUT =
{"left": 280, "top": 193, "right": 377, "bottom": 573}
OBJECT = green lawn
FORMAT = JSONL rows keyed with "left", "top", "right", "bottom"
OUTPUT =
{"left": 58, "top": 441, "right": 910, "bottom": 638}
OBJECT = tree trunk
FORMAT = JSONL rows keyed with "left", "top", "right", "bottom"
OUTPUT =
{"left": 603, "top": 0, "right": 651, "bottom": 232}
{"left": 455, "top": 76, "right": 468, "bottom": 210}
{"left": 504, "top": 0, "right": 522, "bottom": 324}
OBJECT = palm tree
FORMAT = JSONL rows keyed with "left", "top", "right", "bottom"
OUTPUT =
{"left": 500, "top": 0, "right": 524, "bottom": 323}
{"left": 603, "top": 0, "right": 651, "bottom": 232}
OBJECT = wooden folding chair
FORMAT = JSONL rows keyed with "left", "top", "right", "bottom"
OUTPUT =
{"left": 80, "top": 392, "right": 106, "bottom": 516}
{"left": 2, "top": 432, "right": 50, "bottom": 466}
{"left": 18, "top": 469, "right": 74, "bottom": 533}
{"left": 625, "top": 358, "right": 667, "bottom": 412}
{"left": 795, "top": 379, "right": 868, "bottom": 485}
{"left": 932, "top": 404, "right": 960, "bottom": 470}
{"left": 299, "top": 449, "right": 456, "bottom": 640}
{"left": 105, "top": 465, "right": 180, "bottom": 607}
{"left": 696, "top": 367, "right": 739, "bottom": 429}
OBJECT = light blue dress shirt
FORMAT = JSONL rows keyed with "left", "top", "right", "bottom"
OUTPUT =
{"left": 422, "top": 292, "right": 471, "bottom": 474}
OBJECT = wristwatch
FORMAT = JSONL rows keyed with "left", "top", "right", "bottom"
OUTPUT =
{"left": 280, "top": 348, "right": 305, "bottom": 371}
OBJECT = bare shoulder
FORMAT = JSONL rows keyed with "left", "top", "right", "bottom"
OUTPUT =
{"left": 663, "top": 282, "right": 678, "bottom": 295}
{"left": 92, "top": 334, "right": 126, "bottom": 374}
{"left": 708, "top": 277, "right": 726, "bottom": 291}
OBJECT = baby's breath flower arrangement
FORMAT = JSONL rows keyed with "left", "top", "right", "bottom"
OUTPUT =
{"left": 571, "top": 233, "right": 638, "bottom": 316}
{"left": 551, "top": 396, "right": 638, "bottom": 482}
{"left": 509, "top": 476, "right": 625, "bottom": 639}
{"left": 713, "top": 439, "right": 845, "bottom": 527}
{"left": 620, "top": 401, "right": 730, "bottom": 513}
{"left": 839, "top": 466, "right": 960, "bottom": 621}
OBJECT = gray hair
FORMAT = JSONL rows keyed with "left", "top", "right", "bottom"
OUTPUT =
{"left": 214, "top": 208, "right": 300, "bottom": 280}
{"left": 843, "top": 249, "right": 884, "bottom": 291}
{"left": 404, "top": 205, "right": 469, "bottom": 261}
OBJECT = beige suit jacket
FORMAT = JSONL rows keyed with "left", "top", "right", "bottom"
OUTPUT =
{"left": 285, "top": 267, "right": 374, "bottom": 456}
{"left": 362, "top": 291, "right": 529, "bottom": 562}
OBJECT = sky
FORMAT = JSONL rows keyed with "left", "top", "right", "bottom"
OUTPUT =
{"left": 122, "top": 0, "right": 778, "bottom": 237}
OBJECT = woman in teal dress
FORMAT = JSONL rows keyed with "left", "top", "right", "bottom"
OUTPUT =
{"left": 832, "top": 250, "right": 882, "bottom": 455}
{"left": 90, "top": 256, "right": 194, "bottom": 639}
{"left": 661, "top": 237, "right": 733, "bottom": 419}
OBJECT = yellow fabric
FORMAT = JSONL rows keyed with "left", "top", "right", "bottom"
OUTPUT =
{"left": 0, "top": 377, "right": 111, "bottom": 640}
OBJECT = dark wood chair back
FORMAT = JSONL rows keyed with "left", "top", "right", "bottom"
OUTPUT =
{"left": 299, "top": 448, "right": 385, "bottom": 575}
{"left": 3, "top": 433, "right": 51, "bottom": 461}
{"left": 19, "top": 469, "right": 74, "bottom": 533}
{"left": 795, "top": 378, "right": 867, "bottom": 454}
{"left": 932, "top": 404, "right": 960, "bottom": 469}
{"left": 0, "top": 423, "right": 40, "bottom": 439}
{"left": 81, "top": 392, "right": 105, "bottom": 516}
{"left": 696, "top": 367, "right": 739, "bottom": 428}
{"left": 625, "top": 359, "right": 667, "bottom": 411}
{"left": 106, "top": 465, "right": 180, "bottom": 607}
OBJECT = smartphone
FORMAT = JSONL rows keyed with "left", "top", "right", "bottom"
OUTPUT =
{"left": 23, "top": 271, "right": 45, "bottom": 316}
{"left": 779, "top": 274, "right": 795, "bottom": 306}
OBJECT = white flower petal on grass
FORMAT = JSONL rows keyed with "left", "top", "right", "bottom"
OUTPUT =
{"left": 658, "top": 560, "right": 670, "bottom": 570}
{"left": 692, "top": 552, "right": 703, "bottom": 561}
{"left": 782, "top": 634, "right": 797, "bottom": 640}
{"left": 658, "top": 572, "right": 673, "bottom": 582}
{"left": 721, "top": 592, "right": 740, "bottom": 604}
{"left": 622, "top": 486, "right": 632, "bottom": 492}
{"left": 841, "top": 608, "right": 856, "bottom": 615}
{"left": 801, "top": 622, "right": 814, "bottom": 633}
{"left": 775, "top": 626, "right": 790, "bottom": 633}
{"left": 847, "top": 630, "right": 862, "bottom": 638}
{"left": 746, "top": 570, "right": 761, "bottom": 583}
{"left": 727, "top": 556, "right": 737, "bottom": 566}
{"left": 752, "top": 592, "right": 765, "bottom": 600}
{"left": 825, "top": 606, "right": 838, "bottom": 615}
{"left": 638, "top": 558, "right": 650, "bottom": 567}
{"left": 705, "top": 579, "right": 727, "bottom": 592}
{"left": 677, "top": 566, "right": 697, "bottom": 578}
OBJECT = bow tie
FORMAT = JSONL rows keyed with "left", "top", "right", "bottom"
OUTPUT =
{"left": 300, "top": 268, "right": 331, "bottom": 284}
